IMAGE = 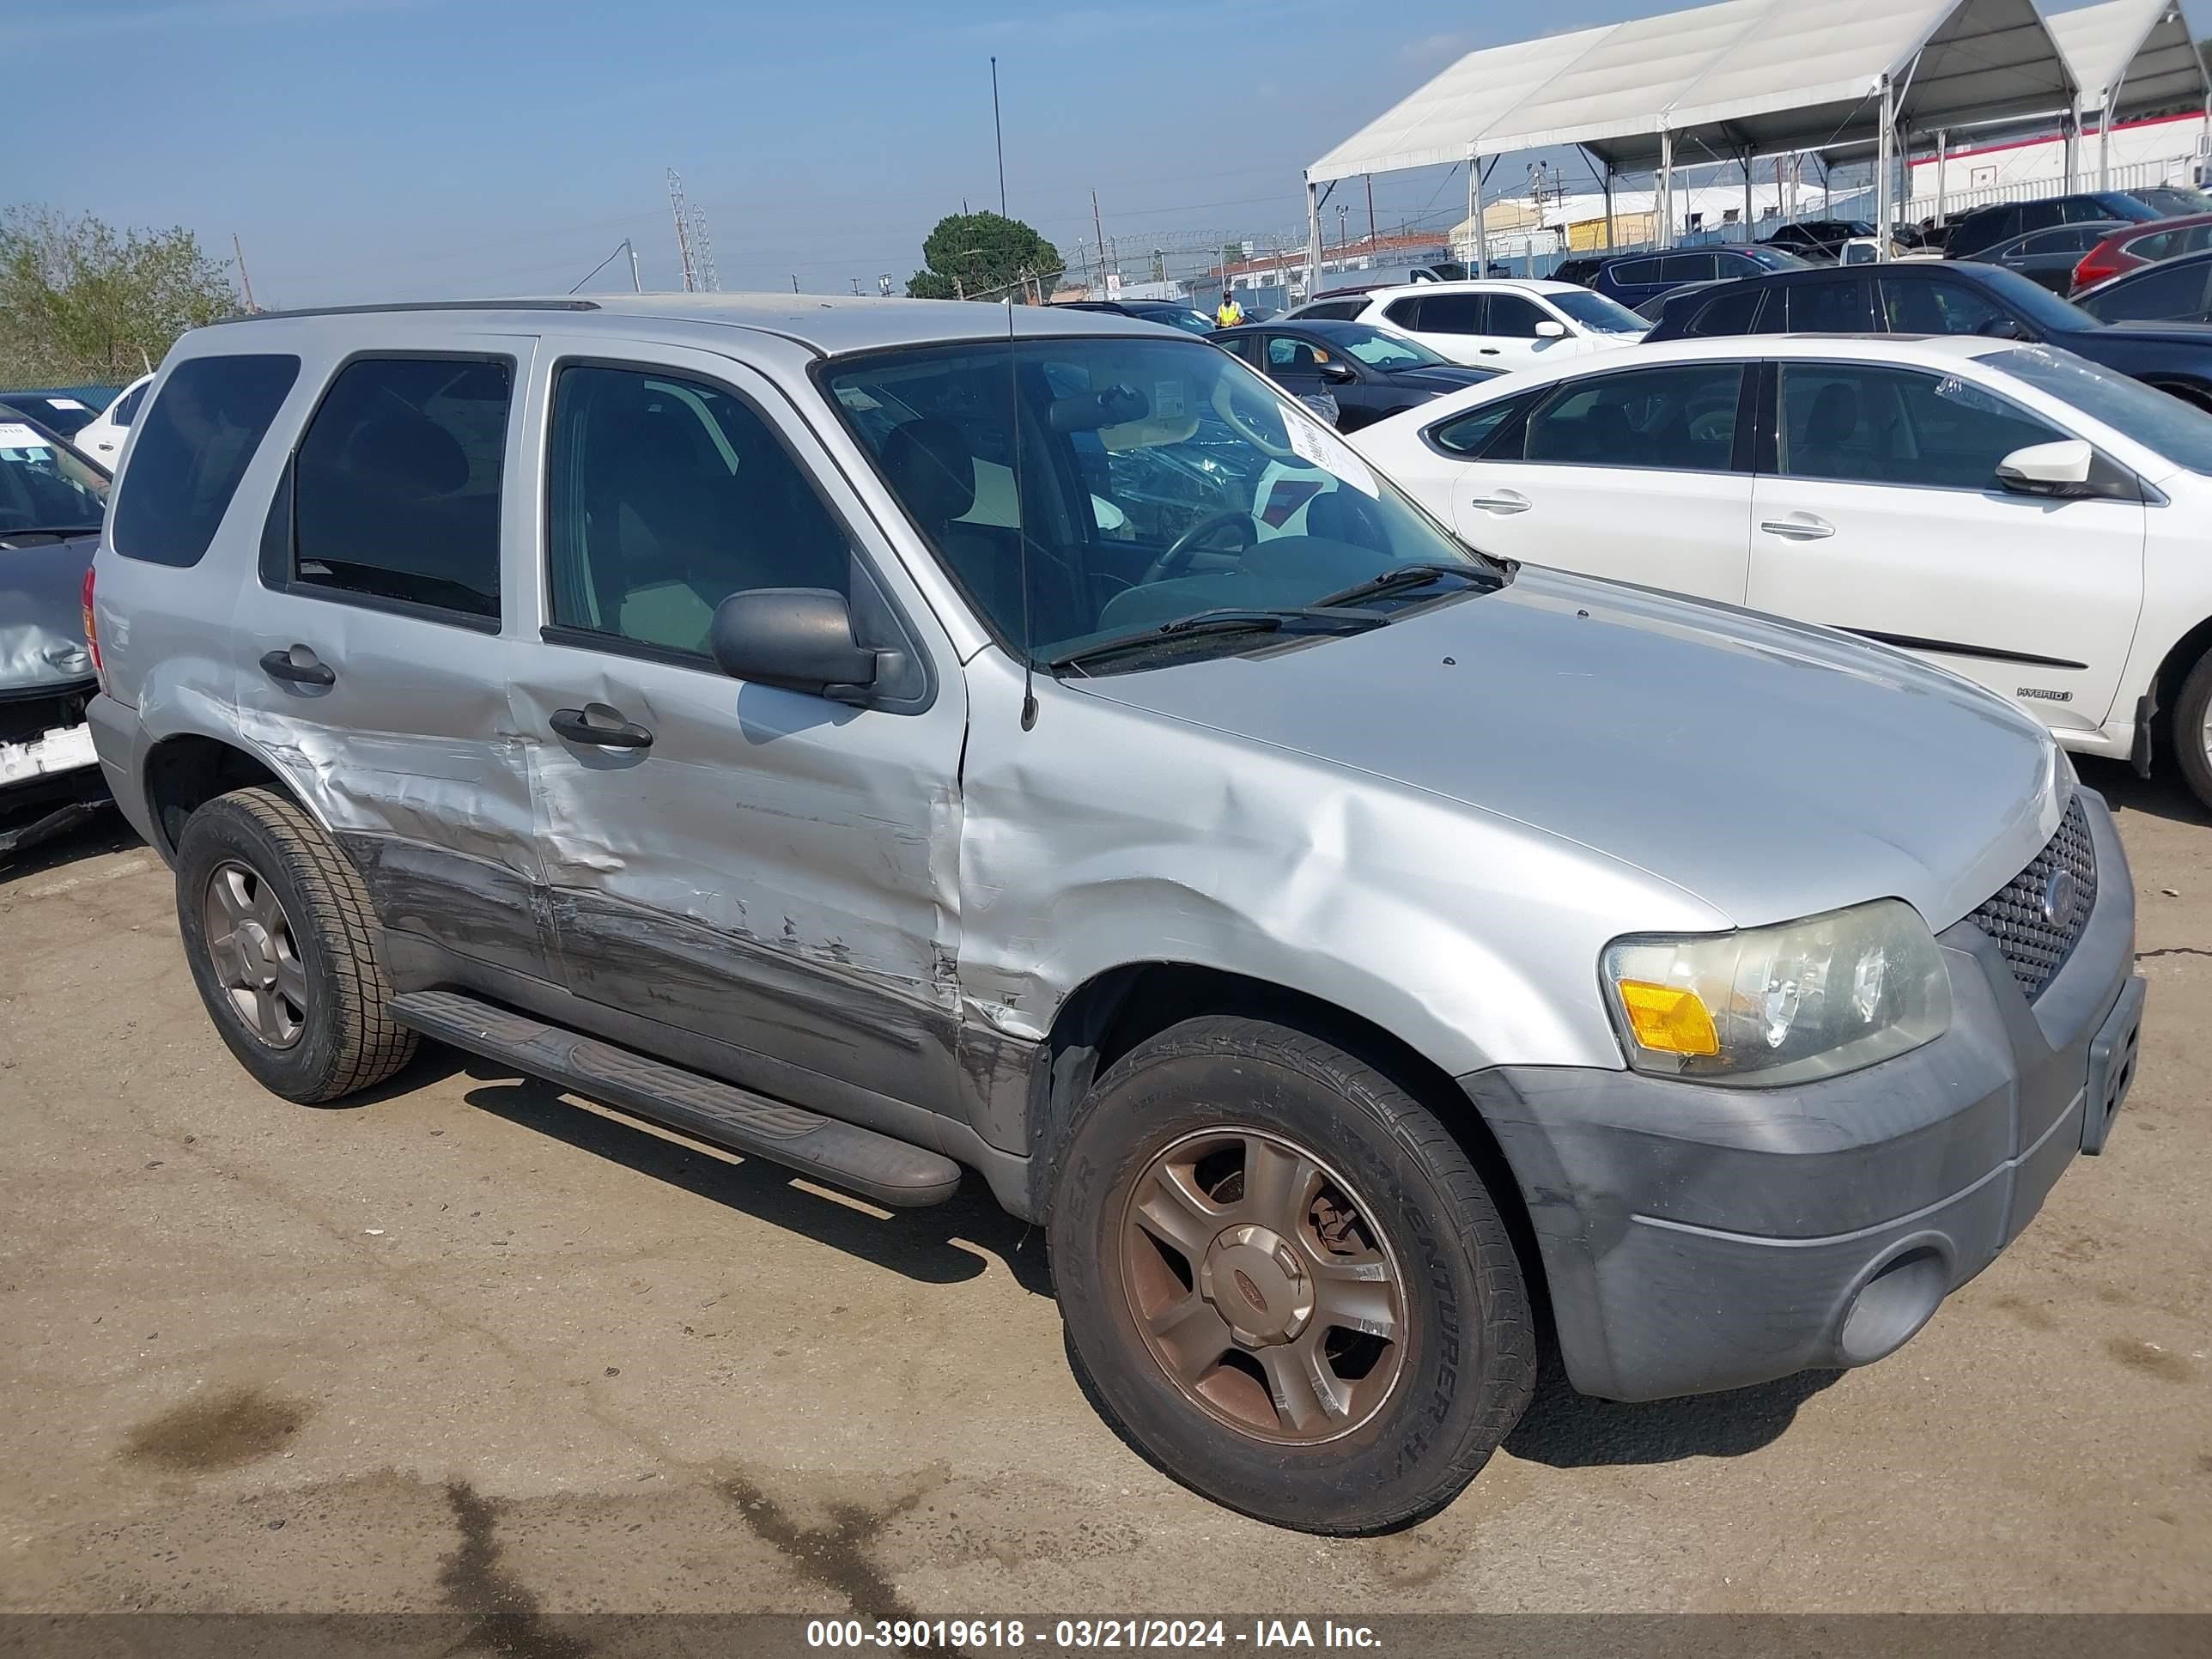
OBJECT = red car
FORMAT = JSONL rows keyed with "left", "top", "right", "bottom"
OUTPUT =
{"left": 2072, "top": 212, "right": 2212, "bottom": 294}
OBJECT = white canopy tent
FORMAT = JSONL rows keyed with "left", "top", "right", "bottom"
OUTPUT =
{"left": 1304, "top": 0, "right": 2087, "bottom": 288}
{"left": 2046, "top": 0, "right": 2212, "bottom": 187}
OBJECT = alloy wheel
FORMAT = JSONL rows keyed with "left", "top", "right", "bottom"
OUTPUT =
{"left": 1119, "top": 1127, "right": 1406, "bottom": 1443}
{"left": 203, "top": 860, "right": 308, "bottom": 1049}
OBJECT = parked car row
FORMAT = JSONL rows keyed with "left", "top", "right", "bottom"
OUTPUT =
{"left": 76, "top": 294, "right": 2143, "bottom": 1540}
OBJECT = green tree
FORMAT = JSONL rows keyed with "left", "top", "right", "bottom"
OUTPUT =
{"left": 0, "top": 206, "right": 240, "bottom": 384}
{"left": 906, "top": 210, "right": 1064, "bottom": 301}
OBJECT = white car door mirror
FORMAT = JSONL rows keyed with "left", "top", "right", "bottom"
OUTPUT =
{"left": 1534, "top": 319, "right": 1568, "bottom": 338}
{"left": 1995, "top": 438, "right": 2095, "bottom": 496}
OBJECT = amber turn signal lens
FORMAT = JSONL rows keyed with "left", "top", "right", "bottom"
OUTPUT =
{"left": 1615, "top": 980, "right": 1721, "bottom": 1057}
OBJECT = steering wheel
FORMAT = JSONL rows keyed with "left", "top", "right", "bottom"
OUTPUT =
{"left": 1142, "top": 508, "right": 1257, "bottom": 586}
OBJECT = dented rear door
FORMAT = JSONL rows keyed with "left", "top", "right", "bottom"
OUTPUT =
{"left": 230, "top": 331, "right": 556, "bottom": 985}
{"left": 509, "top": 340, "right": 971, "bottom": 1124}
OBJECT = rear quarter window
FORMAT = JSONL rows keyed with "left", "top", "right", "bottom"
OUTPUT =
{"left": 111, "top": 354, "right": 300, "bottom": 568}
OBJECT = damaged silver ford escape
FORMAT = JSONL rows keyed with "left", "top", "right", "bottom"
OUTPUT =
{"left": 87, "top": 295, "right": 2144, "bottom": 1534}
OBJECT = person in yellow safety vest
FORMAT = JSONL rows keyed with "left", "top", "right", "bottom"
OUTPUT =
{"left": 1215, "top": 291, "right": 1245, "bottom": 327}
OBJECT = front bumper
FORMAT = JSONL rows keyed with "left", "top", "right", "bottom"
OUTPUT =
{"left": 1466, "top": 788, "right": 2142, "bottom": 1402}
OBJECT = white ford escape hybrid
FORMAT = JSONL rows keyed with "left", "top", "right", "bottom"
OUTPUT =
{"left": 86, "top": 295, "right": 2141, "bottom": 1534}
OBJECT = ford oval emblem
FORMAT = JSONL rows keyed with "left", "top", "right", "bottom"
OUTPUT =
{"left": 2042, "top": 867, "right": 2079, "bottom": 931}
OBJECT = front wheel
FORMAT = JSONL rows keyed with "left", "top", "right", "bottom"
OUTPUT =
{"left": 1048, "top": 1015, "right": 1534, "bottom": 1534}
{"left": 2171, "top": 650, "right": 2212, "bottom": 813}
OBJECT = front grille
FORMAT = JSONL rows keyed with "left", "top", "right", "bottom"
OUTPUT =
{"left": 1970, "top": 794, "right": 2097, "bottom": 1000}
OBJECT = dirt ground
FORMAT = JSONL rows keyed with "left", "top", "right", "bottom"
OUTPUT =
{"left": 2, "top": 757, "right": 2207, "bottom": 1624}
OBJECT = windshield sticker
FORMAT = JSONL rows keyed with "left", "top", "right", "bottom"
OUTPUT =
{"left": 1285, "top": 408, "right": 1379, "bottom": 497}
{"left": 45, "top": 398, "right": 88, "bottom": 411}
{"left": 1152, "top": 379, "right": 1186, "bottom": 419}
{"left": 0, "top": 423, "right": 52, "bottom": 450}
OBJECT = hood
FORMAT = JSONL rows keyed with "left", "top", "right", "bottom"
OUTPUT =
{"left": 0, "top": 530, "right": 98, "bottom": 694}
{"left": 2073, "top": 319, "right": 2212, "bottom": 346}
{"left": 1065, "top": 568, "right": 2064, "bottom": 931}
{"left": 1387, "top": 366, "right": 1498, "bottom": 393}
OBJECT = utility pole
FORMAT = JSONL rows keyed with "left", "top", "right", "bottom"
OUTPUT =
{"left": 232, "top": 233, "right": 258, "bottom": 313}
{"left": 792, "top": 274, "right": 799, "bottom": 293}
{"left": 1091, "top": 189, "right": 1107, "bottom": 295}
{"left": 1365, "top": 174, "right": 1376, "bottom": 245}
{"left": 991, "top": 57, "right": 1007, "bottom": 216}
{"left": 628, "top": 240, "right": 641, "bottom": 293}
{"left": 668, "top": 168, "right": 697, "bottom": 293}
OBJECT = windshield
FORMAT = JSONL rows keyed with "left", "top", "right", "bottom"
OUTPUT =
{"left": 0, "top": 416, "right": 109, "bottom": 534}
{"left": 0, "top": 394, "right": 100, "bottom": 440}
{"left": 1319, "top": 325, "right": 1449, "bottom": 368}
{"left": 1545, "top": 289, "right": 1648, "bottom": 335}
{"left": 823, "top": 335, "right": 1491, "bottom": 669}
{"left": 1987, "top": 344, "right": 2212, "bottom": 476}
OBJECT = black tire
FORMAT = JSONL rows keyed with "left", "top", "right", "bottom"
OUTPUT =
{"left": 174, "top": 787, "right": 416, "bottom": 1103}
{"left": 1048, "top": 1014, "right": 1535, "bottom": 1534}
{"left": 2172, "top": 650, "right": 2212, "bottom": 813}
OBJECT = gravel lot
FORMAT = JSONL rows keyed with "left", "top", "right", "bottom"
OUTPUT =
{"left": 3, "top": 757, "right": 2208, "bottom": 1621}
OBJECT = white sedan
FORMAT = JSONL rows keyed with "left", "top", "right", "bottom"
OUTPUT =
{"left": 1350, "top": 332, "right": 2212, "bottom": 807}
{"left": 1287, "top": 279, "right": 1645, "bottom": 369}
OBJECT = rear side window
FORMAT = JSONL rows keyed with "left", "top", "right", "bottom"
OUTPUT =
{"left": 1414, "top": 294, "right": 1486, "bottom": 333}
{"left": 1426, "top": 395, "right": 1529, "bottom": 457}
{"left": 1522, "top": 362, "right": 1745, "bottom": 471}
{"left": 1881, "top": 278, "right": 2008, "bottom": 336}
{"left": 1785, "top": 277, "right": 1875, "bottom": 331}
{"left": 111, "top": 354, "right": 299, "bottom": 568}
{"left": 1608, "top": 258, "right": 1662, "bottom": 286}
{"left": 110, "top": 382, "right": 148, "bottom": 428}
{"left": 1688, "top": 285, "right": 1765, "bottom": 336}
{"left": 1660, "top": 252, "right": 1718, "bottom": 283}
{"left": 285, "top": 356, "right": 512, "bottom": 624}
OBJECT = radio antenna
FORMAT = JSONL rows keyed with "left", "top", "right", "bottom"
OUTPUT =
{"left": 1010, "top": 280, "right": 1037, "bottom": 731}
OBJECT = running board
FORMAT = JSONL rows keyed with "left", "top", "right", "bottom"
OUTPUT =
{"left": 389, "top": 990, "right": 963, "bottom": 1208}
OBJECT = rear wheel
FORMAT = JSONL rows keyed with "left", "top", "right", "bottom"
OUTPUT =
{"left": 1049, "top": 1015, "right": 1534, "bottom": 1534}
{"left": 174, "top": 787, "right": 416, "bottom": 1103}
{"left": 2171, "top": 650, "right": 2212, "bottom": 813}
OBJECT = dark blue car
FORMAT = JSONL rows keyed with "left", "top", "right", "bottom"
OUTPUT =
{"left": 1588, "top": 242, "right": 1812, "bottom": 309}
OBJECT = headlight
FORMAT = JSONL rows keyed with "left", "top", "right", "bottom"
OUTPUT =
{"left": 1601, "top": 899, "right": 1950, "bottom": 1087}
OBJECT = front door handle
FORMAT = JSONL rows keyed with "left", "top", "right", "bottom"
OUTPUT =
{"left": 1478, "top": 347, "right": 1502, "bottom": 356}
{"left": 550, "top": 702, "right": 654, "bottom": 750}
{"left": 1760, "top": 515, "right": 1836, "bottom": 542}
{"left": 259, "top": 647, "right": 335, "bottom": 687}
{"left": 1469, "top": 489, "right": 1532, "bottom": 515}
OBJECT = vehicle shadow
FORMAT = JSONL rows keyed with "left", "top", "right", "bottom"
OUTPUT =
{"left": 457, "top": 1063, "right": 1054, "bottom": 1296}
{"left": 2075, "top": 756, "right": 2209, "bottom": 830}
{"left": 1503, "top": 1350, "right": 1842, "bottom": 1468}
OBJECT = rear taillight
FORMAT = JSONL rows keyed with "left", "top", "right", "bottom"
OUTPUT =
{"left": 2074, "top": 252, "right": 2121, "bottom": 292}
{"left": 81, "top": 562, "right": 105, "bottom": 690}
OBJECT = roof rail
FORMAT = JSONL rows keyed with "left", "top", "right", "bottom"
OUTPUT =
{"left": 208, "top": 299, "right": 602, "bottom": 326}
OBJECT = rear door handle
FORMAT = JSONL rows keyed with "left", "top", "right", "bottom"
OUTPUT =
{"left": 1469, "top": 489, "right": 1532, "bottom": 515}
{"left": 259, "top": 647, "right": 335, "bottom": 687}
{"left": 1760, "top": 515, "right": 1835, "bottom": 541}
{"left": 550, "top": 702, "right": 654, "bottom": 750}
{"left": 1478, "top": 347, "right": 1502, "bottom": 356}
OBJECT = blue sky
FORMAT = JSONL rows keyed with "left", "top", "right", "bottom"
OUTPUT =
{"left": 13, "top": 0, "right": 2179, "bottom": 306}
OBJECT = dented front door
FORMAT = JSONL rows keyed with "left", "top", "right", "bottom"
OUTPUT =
{"left": 509, "top": 342, "right": 971, "bottom": 1123}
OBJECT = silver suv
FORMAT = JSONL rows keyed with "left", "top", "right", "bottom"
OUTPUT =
{"left": 85, "top": 295, "right": 2143, "bottom": 1534}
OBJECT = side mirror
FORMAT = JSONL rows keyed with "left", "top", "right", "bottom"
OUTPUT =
{"left": 1534, "top": 319, "right": 1569, "bottom": 338}
{"left": 1977, "top": 315, "right": 2031, "bottom": 340}
{"left": 1317, "top": 358, "right": 1357, "bottom": 384}
{"left": 710, "top": 588, "right": 881, "bottom": 701}
{"left": 1995, "top": 438, "right": 2095, "bottom": 496}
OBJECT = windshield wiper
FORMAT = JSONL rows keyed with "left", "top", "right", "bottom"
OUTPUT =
{"left": 1048, "top": 606, "right": 1387, "bottom": 674}
{"left": 1312, "top": 562, "right": 1499, "bottom": 610}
